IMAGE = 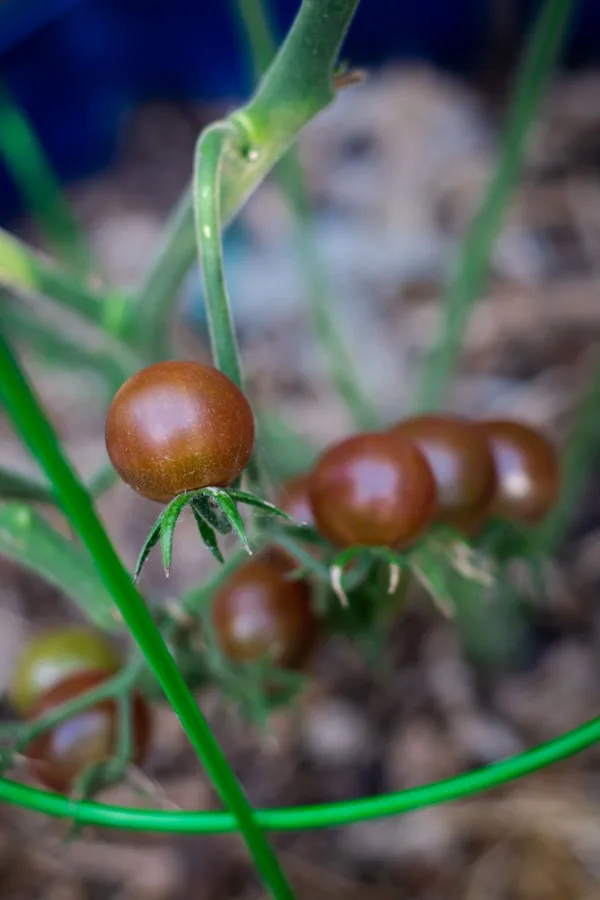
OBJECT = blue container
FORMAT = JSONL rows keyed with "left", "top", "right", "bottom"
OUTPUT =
{"left": 0, "top": 0, "right": 595, "bottom": 220}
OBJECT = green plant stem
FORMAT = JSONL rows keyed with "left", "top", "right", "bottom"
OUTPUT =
{"left": 134, "top": 0, "right": 360, "bottom": 345}
{"left": 0, "top": 464, "right": 116, "bottom": 505}
{"left": 234, "top": 0, "right": 378, "bottom": 428}
{"left": 0, "top": 81, "right": 93, "bottom": 275}
{"left": 0, "top": 333, "right": 294, "bottom": 900}
{"left": 2, "top": 713, "right": 600, "bottom": 831}
{"left": 415, "top": 0, "right": 574, "bottom": 411}
{"left": 193, "top": 122, "right": 245, "bottom": 388}
{"left": 0, "top": 228, "right": 105, "bottom": 322}
{"left": 537, "top": 351, "right": 600, "bottom": 553}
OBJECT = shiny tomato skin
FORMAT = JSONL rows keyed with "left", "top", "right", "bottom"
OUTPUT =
{"left": 390, "top": 415, "right": 496, "bottom": 529}
{"left": 105, "top": 360, "right": 255, "bottom": 502}
{"left": 212, "top": 550, "right": 317, "bottom": 668}
{"left": 25, "top": 670, "right": 152, "bottom": 794}
{"left": 10, "top": 628, "right": 120, "bottom": 717}
{"left": 309, "top": 432, "right": 437, "bottom": 549}
{"left": 479, "top": 419, "right": 560, "bottom": 524}
{"left": 276, "top": 473, "right": 315, "bottom": 526}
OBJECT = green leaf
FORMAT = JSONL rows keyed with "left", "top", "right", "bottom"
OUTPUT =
{"left": 226, "top": 488, "right": 292, "bottom": 519}
{"left": 133, "top": 516, "right": 163, "bottom": 583}
{"left": 191, "top": 508, "right": 224, "bottom": 564}
{"left": 191, "top": 493, "right": 233, "bottom": 535}
{"left": 409, "top": 532, "right": 494, "bottom": 618}
{"left": 205, "top": 488, "right": 251, "bottom": 553}
{"left": 160, "top": 494, "right": 192, "bottom": 576}
{"left": 0, "top": 503, "right": 118, "bottom": 631}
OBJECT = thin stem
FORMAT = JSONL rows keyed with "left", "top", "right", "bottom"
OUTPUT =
{"left": 133, "top": 0, "right": 361, "bottom": 340}
{"left": 0, "top": 80, "right": 93, "bottom": 275}
{"left": 415, "top": 0, "right": 574, "bottom": 411}
{"left": 193, "top": 122, "right": 244, "bottom": 388}
{"left": 0, "top": 333, "right": 294, "bottom": 900}
{"left": 234, "top": 0, "right": 379, "bottom": 430}
{"left": 0, "top": 228, "right": 105, "bottom": 323}
{"left": 537, "top": 351, "right": 600, "bottom": 553}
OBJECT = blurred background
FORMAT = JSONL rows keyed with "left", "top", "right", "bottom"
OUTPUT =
{"left": 3, "top": 1, "right": 600, "bottom": 898}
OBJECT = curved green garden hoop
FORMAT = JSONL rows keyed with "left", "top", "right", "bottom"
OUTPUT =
{"left": 2, "top": 714, "right": 599, "bottom": 833}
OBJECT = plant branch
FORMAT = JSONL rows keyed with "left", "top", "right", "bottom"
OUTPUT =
{"left": 0, "top": 331, "right": 293, "bottom": 899}
{"left": 415, "top": 0, "right": 574, "bottom": 411}
{"left": 134, "top": 0, "right": 361, "bottom": 347}
{"left": 234, "top": 0, "right": 378, "bottom": 429}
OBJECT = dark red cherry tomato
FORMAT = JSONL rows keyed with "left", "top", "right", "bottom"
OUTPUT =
{"left": 25, "top": 670, "right": 152, "bottom": 793}
{"left": 390, "top": 415, "right": 496, "bottom": 531}
{"left": 105, "top": 361, "right": 255, "bottom": 502}
{"left": 276, "top": 473, "right": 315, "bottom": 526}
{"left": 212, "top": 550, "right": 318, "bottom": 668}
{"left": 10, "top": 627, "right": 120, "bottom": 716}
{"left": 309, "top": 432, "right": 436, "bottom": 549}
{"left": 479, "top": 419, "right": 560, "bottom": 524}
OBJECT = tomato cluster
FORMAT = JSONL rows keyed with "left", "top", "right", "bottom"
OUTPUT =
{"left": 281, "top": 415, "right": 560, "bottom": 551}
{"left": 12, "top": 629, "right": 151, "bottom": 794}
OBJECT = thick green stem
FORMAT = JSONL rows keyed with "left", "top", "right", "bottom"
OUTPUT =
{"left": 415, "top": 0, "right": 574, "bottom": 411}
{"left": 134, "top": 0, "right": 360, "bottom": 344}
{"left": 234, "top": 0, "right": 378, "bottom": 430}
{"left": 0, "top": 333, "right": 294, "bottom": 900}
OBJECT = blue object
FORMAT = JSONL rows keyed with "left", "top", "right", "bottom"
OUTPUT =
{"left": 0, "top": 0, "right": 595, "bottom": 221}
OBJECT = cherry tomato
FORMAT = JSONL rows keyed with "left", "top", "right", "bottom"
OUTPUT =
{"left": 390, "top": 415, "right": 496, "bottom": 531}
{"left": 212, "top": 550, "right": 318, "bottom": 668}
{"left": 276, "top": 473, "right": 315, "bottom": 526}
{"left": 10, "top": 627, "right": 120, "bottom": 717}
{"left": 105, "top": 361, "right": 255, "bottom": 502}
{"left": 479, "top": 420, "right": 560, "bottom": 524}
{"left": 25, "top": 669, "right": 152, "bottom": 794}
{"left": 309, "top": 432, "right": 436, "bottom": 549}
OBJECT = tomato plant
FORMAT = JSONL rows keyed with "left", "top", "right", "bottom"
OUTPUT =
{"left": 212, "top": 550, "right": 318, "bottom": 668}
{"left": 105, "top": 360, "right": 255, "bottom": 502}
{"left": 390, "top": 414, "right": 496, "bottom": 532}
{"left": 479, "top": 420, "right": 560, "bottom": 524}
{"left": 309, "top": 432, "right": 436, "bottom": 549}
{"left": 25, "top": 669, "right": 152, "bottom": 793}
{"left": 9, "top": 627, "right": 120, "bottom": 716}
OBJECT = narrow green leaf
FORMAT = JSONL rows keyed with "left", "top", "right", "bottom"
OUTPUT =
{"left": 226, "top": 488, "right": 291, "bottom": 519}
{"left": 160, "top": 494, "right": 192, "bottom": 576}
{"left": 0, "top": 503, "right": 118, "bottom": 631}
{"left": 205, "top": 488, "right": 251, "bottom": 553}
{"left": 191, "top": 508, "right": 224, "bottom": 564}
{"left": 191, "top": 494, "right": 233, "bottom": 535}
{"left": 133, "top": 517, "right": 163, "bottom": 583}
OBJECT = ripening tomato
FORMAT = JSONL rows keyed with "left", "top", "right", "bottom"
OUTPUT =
{"left": 10, "top": 627, "right": 120, "bottom": 717}
{"left": 479, "top": 419, "right": 560, "bottom": 524}
{"left": 390, "top": 414, "right": 496, "bottom": 531}
{"left": 105, "top": 361, "right": 255, "bottom": 502}
{"left": 276, "top": 473, "right": 315, "bottom": 526}
{"left": 212, "top": 550, "right": 318, "bottom": 668}
{"left": 309, "top": 432, "right": 436, "bottom": 549}
{"left": 25, "top": 670, "right": 152, "bottom": 794}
